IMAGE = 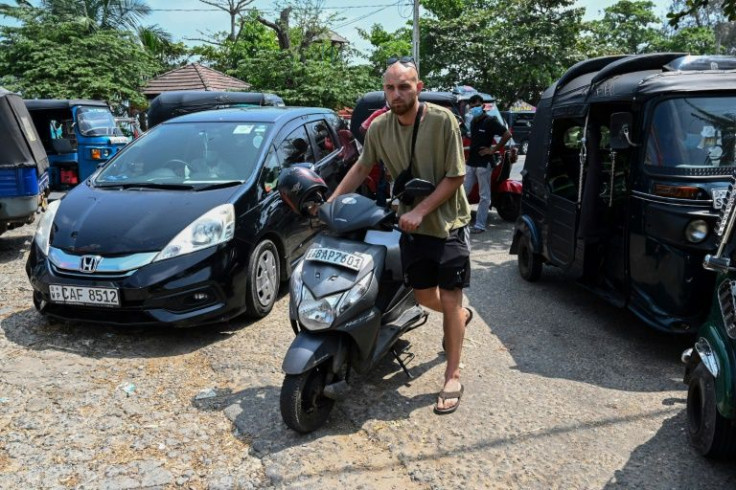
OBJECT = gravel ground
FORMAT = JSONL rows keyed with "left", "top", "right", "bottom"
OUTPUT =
{"left": 2, "top": 210, "right": 736, "bottom": 489}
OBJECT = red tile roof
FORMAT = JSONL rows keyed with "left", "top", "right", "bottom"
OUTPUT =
{"left": 142, "top": 63, "right": 250, "bottom": 97}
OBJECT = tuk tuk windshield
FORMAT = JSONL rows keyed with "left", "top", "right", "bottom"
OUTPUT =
{"left": 646, "top": 96, "right": 736, "bottom": 170}
{"left": 76, "top": 106, "right": 123, "bottom": 137}
{"left": 94, "top": 121, "right": 273, "bottom": 186}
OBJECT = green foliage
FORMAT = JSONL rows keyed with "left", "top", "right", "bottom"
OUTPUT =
{"left": 584, "top": 1, "right": 663, "bottom": 54}
{"left": 416, "top": 0, "right": 585, "bottom": 106}
{"left": 0, "top": 14, "right": 160, "bottom": 108}
{"left": 356, "top": 24, "right": 412, "bottom": 78}
{"left": 668, "top": 0, "right": 736, "bottom": 27}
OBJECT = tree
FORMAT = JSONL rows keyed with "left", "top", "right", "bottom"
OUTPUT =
{"left": 356, "top": 24, "right": 412, "bottom": 78}
{"left": 198, "top": 0, "right": 256, "bottom": 41}
{"left": 668, "top": 0, "right": 736, "bottom": 26}
{"left": 584, "top": 1, "right": 663, "bottom": 55}
{"left": 412, "top": 0, "right": 585, "bottom": 106}
{"left": 37, "top": 0, "right": 151, "bottom": 31}
{"left": 0, "top": 8, "right": 160, "bottom": 108}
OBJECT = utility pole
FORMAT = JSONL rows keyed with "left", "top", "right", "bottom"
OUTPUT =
{"left": 412, "top": 0, "right": 420, "bottom": 75}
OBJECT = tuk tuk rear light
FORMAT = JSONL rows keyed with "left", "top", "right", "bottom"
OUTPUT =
{"left": 685, "top": 219, "right": 708, "bottom": 243}
{"left": 653, "top": 184, "right": 700, "bottom": 199}
{"left": 90, "top": 148, "right": 112, "bottom": 160}
{"left": 60, "top": 168, "right": 78, "bottom": 185}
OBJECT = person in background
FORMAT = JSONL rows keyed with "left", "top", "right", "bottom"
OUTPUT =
{"left": 360, "top": 102, "right": 391, "bottom": 206}
{"left": 464, "top": 94, "right": 512, "bottom": 234}
{"left": 326, "top": 56, "right": 473, "bottom": 415}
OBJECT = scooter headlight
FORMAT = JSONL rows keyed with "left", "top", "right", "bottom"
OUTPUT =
{"left": 298, "top": 287, "right": 341, "bottom": 331}
{"left": 297, "top": 273, "right": 373, "bottom": 330}
{"left": 337, "top": 273, "right": 372, "bottom": 314}
{"left": 291, "top": 260, "right": 304, "bottom": 301}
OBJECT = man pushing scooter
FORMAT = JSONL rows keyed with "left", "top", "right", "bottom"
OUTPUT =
{"left": 327, "top": 56, "right": 474, "bottom": 414}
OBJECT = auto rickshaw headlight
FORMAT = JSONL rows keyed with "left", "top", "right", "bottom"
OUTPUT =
{"left": 685, "top": 219, "right": 708, "bottom": 243}
{"left": 90, "top": 148, "right": 112, "bottom": 160}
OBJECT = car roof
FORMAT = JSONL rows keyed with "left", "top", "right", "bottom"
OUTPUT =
{"left": 162, "top": 106, "right": 334, "bottom": 125}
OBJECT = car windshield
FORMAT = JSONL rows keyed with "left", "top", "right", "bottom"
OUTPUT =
{"left": 94, "top": 121, "right": 273, "bottom": 187}
{"left": 76, "top": 106, "right": 123, "bottom": 137}
{"left": 645, "top": 96, "right": 736, "bottom": 169}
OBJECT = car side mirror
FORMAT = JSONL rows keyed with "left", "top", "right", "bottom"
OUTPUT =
{"left": 610, "top": 112, "right": 637, "bottom": 150}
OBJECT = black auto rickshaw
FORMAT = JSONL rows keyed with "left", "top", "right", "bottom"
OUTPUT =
{"left": 510, "top": 53, "right": 736, "bottom": 333}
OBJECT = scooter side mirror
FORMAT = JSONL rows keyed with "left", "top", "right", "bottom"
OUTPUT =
{"left": 403, "top": 178, "right": 435, "bottom": 198}
{"left": 610, "top": 112, "right": 636, "bottom": 150}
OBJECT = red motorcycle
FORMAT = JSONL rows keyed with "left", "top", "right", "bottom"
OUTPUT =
{"left": 464, "top": 136, "right": 522, "bottom": 222}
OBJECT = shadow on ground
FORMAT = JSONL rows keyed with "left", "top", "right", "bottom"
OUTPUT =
{"left": 1, "top": 307, "right": 258, "bottom": 359}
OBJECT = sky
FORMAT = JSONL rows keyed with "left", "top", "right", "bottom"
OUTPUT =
{"left": 1, "top": 0, "right": 673, "bottom": 57}
{"left": 142, "top": 0, "right": 671, "bottom": 56}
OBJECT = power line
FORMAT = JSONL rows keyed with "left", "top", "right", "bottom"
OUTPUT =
{"left": 149, "top": 4, "right": 408, "bottom": 12}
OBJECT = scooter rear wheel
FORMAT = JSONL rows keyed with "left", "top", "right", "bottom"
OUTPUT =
{"left": 280, "top": 364, "right": 335, "bottom": 433}
{"left": 495, "top": 193, "right": 521, "bottom": 222}
{"left": 687, "top": 363, "right": 736, "bottom": 458}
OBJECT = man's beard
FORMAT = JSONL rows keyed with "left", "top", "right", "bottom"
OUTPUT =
{"left": 390, "top": 96, "right": 416, "bottom": 116}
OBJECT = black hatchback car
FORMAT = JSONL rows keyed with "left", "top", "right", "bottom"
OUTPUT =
{"left": 26, "top": 107, "right": 359, "bottom": 327}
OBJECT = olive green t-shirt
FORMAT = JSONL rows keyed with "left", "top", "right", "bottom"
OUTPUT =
{"left": 357, "top": 102, "right": 471, "bottom": 238}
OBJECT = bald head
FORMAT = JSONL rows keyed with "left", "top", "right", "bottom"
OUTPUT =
{"left": 383, "top": 62, "right": 423, "bottom": 119}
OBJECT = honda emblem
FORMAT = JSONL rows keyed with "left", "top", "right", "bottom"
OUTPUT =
{"left": 80, "top": 255, "right": 102, "bottom": 273}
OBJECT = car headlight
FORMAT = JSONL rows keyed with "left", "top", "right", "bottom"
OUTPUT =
{"left": 154, "top": 203, "right": 235, "bottom": 262}
{"left": 297, "top": 273, "right": 373, "bottom": 331}
{"left": 34, "top": 199, "right": 61, "bottom": 256}
{"left": 685, "top": 219, "right": 708, "bottom": 243}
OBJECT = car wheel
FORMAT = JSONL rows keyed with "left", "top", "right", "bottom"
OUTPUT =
{"left": 245, "top": 239, "right": 281, "bottom": 319}
{"left": 495, "top": 193, "right": 521, "bottom": 222}
{"left": 280, "top": 363, "right": 335, "bottom": 433}
{"left": 518, "top": 233, "right": 542, "bottom": 282}
{"left": 687, "top": 363, "right": 736, "bottom": 458}
{"left": 520, "top": 140, "right": 529, "bottom": 155}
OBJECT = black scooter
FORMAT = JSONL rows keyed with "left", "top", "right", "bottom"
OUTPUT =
{"left": 277, "top": 170, "right": 434, "bottom": 433}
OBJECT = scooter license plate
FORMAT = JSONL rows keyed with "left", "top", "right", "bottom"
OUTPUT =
{"left": 305, "top": 247, "right": 365, "bottom": 271}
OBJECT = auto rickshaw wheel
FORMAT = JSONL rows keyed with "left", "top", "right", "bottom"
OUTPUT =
{"left": 687, "top": 363, "right": 736, "bottom": 458}
{"left": 518, "top": 233, "right": 542, "bottom": 282}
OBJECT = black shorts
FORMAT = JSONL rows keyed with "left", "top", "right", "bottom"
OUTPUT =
{"left": 400, "top": 226, "right": 471, "bottom": 290}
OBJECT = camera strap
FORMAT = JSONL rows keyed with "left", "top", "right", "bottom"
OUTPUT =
{"left": 406, "top": 102, "right": 425, "bottom": 177}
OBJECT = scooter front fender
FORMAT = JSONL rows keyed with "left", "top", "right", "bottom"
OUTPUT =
{"left": 282, "top": 331, "right": 344, "bottom": 375}
{"left": 496, "top": 178, "right": 522, "bottom": 194}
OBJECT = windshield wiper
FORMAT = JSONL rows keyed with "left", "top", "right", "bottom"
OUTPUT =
{"left": 95, "top": 182, "right": 195, "bottom": 190}
{"left": 195, "top": 181, "right": 243, "bottom": 191}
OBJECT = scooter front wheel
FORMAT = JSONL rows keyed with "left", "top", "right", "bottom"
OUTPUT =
{"left": 280, "top": 364, "right": 335, "bottom": 433}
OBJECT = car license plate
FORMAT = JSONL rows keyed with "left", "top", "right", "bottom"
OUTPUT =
{"left": 305, "top": 247, "right": 365, "bottom": 271}
{"left": 713, "top": 188, "right": 729, "bottom": 210}
{"left": 49, "top": 284, "right": 120, "bottom": 307}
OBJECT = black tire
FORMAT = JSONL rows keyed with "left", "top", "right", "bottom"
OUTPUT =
{"left": 518, "top": 233, "right": 542, "bottom": 282}
{"left": 245, "top": 239, "right": 280, "bottom": 319}
{"left": 280, "top": 364, "right": 335, "bottom": 433}
{"left": 520, "top": 140, "right": 529, "bottom": 155}
{"left": 495, "top": 193, "right": 521, "bottom": 222}
{"left": 687, "top": 363, "right": 736, "bottom": 458}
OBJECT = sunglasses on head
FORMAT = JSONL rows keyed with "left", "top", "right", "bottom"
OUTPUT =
{"left": 387, "top": 56, "right": 417, "bottom": 69}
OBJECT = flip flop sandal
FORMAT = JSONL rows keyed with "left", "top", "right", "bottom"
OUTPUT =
{"left": 442, "top": 307, "right": 473, "bottom": 351}
{"left": 434, "top": 383, "right": 464, "bottom": 415}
